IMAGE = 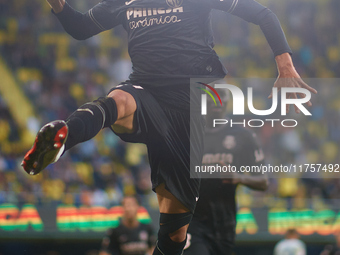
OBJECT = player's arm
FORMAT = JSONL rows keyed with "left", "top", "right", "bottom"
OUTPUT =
{"left": 46, "top": 0, "right": 120, "bottom": 40}
{"left": 238, "top": 174, "right": 268, "bottom": 191}
{"left": 236, "top": 171, "right": 268, "bottom": 191}
{"left": 210, "top": 0, "right": 317, "bottom": 112}
{"left": 220, "top": 156, "right": 267, "bottom": 190}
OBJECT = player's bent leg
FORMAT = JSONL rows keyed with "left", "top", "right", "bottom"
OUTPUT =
{"left": 22, "top": 90, "right": 136, "bottom": 175}
{"left": 65, "top": 90, "right": 136, "bottom": 149}
{"left": 64, "top": 96, "right": 118, "bottom": 150}
{"left": 108, "top": 89, "right": 136, "bottom": 134}
{"left": 153, "top": 183, "right": 193, "bottom": 255}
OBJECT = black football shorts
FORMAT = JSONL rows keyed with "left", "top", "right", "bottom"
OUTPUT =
{"left": 108, "top": 81, "right": 204, "bottom": 213}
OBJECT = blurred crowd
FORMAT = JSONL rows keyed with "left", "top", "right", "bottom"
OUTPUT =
{"left": 0, "top": 0, "right": 340, "bottom": 211}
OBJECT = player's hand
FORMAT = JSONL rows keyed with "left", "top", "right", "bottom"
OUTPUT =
{"left": 46, "top": 0, "right": 65, "bottom": 13}
{"left": 269, "top": 53, "right": 317, "bottom": 114}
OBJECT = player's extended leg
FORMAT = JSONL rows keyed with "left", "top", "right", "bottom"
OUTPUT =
{"left": 64, "top": 89, "right": 137, "bottom": 150}
{"left": 153, "top": 183, "right": 193, "bottom": 255}
{"left": 22, "top": 90, "right": 136, "bottom": 175}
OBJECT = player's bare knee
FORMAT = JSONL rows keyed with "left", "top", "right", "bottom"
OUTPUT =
{"left": 108, "top": 90, "right": 136, "bottom": 120}
{"left": 108, "top": 90, "right": 128, "bottom": 119}
{"left": 169, "top": 224, "right": 189, "bottom": 243}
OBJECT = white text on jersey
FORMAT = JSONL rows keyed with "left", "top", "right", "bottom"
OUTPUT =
{"left": 127, "top": 7, "right": 184, "bottom": 20}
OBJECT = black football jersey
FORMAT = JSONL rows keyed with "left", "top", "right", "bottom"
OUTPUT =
{"left": 72, "top": 0, "right": 271, "bottom": 85}
{"left": 103, "top": 220, "right": 156, "bottom": 255}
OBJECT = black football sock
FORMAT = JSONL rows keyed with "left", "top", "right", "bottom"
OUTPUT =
{"left": 64, "top": 97, "right": 117, "bottom": 150}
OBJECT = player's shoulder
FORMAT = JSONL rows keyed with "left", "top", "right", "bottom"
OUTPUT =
{"left": 292, "top": 238, "right": 306, "bottom": 247}
{"left": 98, "top": 0, "right": 122, "bottom": 5}
{"left": 186, "top": 0, "right": 217, "bottom": 9}
{"left": 277, "top": 238, "right": 305, "bottom": 248}
{"left": 274, "top": 239, "right": 286, "bottom": 249}
{"left": 187, "top": 0, "right": 213, "bottom": 4}
{"left": 99, "top": 0, "right": 126, "bottom": 8}
{"left": 112, "top": 219, "right": 127, "bottom": 230}
{"left": 101, "top": 0, "right": 124, "bottom": 3}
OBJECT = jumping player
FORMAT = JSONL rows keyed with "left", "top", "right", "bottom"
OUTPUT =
{"left": 22, "top": 0, "right": 316, "bottom": 254}
{"left": 99, "top": 196, "right": 156, "bottom": 255}
{"left": 184, "top": 88, "right": 268, "bottom": 255}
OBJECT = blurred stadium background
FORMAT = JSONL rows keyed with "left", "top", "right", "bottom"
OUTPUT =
{"left": 0, "top": 0, "right": 340, "bottom": 254}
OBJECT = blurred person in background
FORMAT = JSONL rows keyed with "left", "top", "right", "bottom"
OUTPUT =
{"left": 99, "top": 196, "right": 156, "bottom": 255}
{"left": 320, "top": 231, "right": 340, "bottom": 255}
{"left": 184, "top": 87, "right": 268, "bottom": 255}
{"left": 274, "top": 228, "right": 306, "bottom": 255}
